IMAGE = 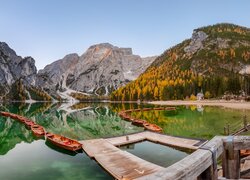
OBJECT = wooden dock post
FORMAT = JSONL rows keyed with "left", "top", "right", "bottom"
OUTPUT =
{"left": 222, "top": 136, "right": 240, "bottom": 179}
{"left": 198, "top": 164, "right": 218, "bottom": 180}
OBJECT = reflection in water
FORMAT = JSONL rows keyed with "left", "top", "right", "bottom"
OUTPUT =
{"left": 196, "top": 105, "right": 204, "bottom": 113}
{"left": 130, "top": 105, "right": 250, "bottom": 139}
{"left": 45, "top": 141, "right": 80, "bottom": 156}
{"left": 1, "top": 102, "right": 145, "bottom": 180}
{"left": 120, "top": 141, "right": 189, "bottom": 167}
{"left": 0, "top": 102, "right": 143, "bottom": 155}
{"left": 1, "top": 102, "right": 250, "bottom": 180}
{"left": 0, "top": 140, "right": 112, "bottom": 180}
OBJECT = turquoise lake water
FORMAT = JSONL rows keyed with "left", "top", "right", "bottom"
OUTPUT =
{"left": 0, "top": 102, "right": 249, "bottom": 179}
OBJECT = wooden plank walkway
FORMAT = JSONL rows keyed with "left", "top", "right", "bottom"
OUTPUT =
{"left": 80, "top": 131, "right": 207, "bottom": 179}
{"left": 106, "top": 132, "right": 146, "bottom": 146}
{"left": 80, "top": 138, "right": 164, "bottom": 179}
{"left": 106, "top": 131, "right": 205, "bottom": 150}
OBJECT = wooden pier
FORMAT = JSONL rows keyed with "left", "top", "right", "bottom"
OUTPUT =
{"left": 80, "top": 131, "right": 206, "bottom": 179}
{"left": 106, "top": 131, "right": 205, "bottom": 150}
{"left": 81, "top": 138, "right": 164, "bottom": 179}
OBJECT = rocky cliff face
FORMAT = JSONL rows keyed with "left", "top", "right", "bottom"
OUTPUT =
{"left": 36, "top": 53, "right": 79, "bottom": 96}
{"left": 0, "top": 42, "right": 37, "bottom": 98}
{"left": 0, "top": 41, "right": 155, "bottom": 101}
{"left": 37, "top": 43, "right": 156, "bottom": 97}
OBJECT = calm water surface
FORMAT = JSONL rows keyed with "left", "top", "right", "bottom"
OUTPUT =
{"left": 120, "top": 141, "right": 189, "bottom": 167}
{"left": 0, "top": 102, "right": 249, "bottom": 179}
{"left": 130, "top": 105, "right": 250, "bottom": 139}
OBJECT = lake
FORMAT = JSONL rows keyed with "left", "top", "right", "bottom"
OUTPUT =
{"left": 0, "top": 102, "right": 249, "bottom": 179}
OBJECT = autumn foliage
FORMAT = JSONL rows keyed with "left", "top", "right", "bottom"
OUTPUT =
{"left": 111, "top": 23, "right": 250, "bottom": 101}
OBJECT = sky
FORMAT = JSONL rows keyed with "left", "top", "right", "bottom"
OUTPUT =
{"left": 0, "top": 0, "right": 250, "bottom": 70}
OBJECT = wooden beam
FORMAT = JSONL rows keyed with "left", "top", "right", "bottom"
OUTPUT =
{"left": 137, "top": 136, "right": 224, "bottom": 180}
{"left": 222, "top": 149, "right": 240, "bottom": 179}
{"left": 228, "top": 136, "right": 250, "bottom": 150}
{"left": 198, "top": 164, "right": 218, "bottom": 180}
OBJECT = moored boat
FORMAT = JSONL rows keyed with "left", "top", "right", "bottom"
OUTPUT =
{"left": 142, "top": 108, "right": 153, "bottom": 111}
{"left": 132, "top": 119, "right": 147, "bottom": 127}
{"left": 16, "top": 116, "right": 29, "bottom": 123}
{"left": 9, "top": 113, "right": 19, "bottom": 119}
{"left": 46, "top": 132, "right": 82, "bottom": 151}
{"left": 24, "top": 120, "right": 36, "bottom": 127}
{"left": 31, "top": 125, "right": 45, "bottom": 136}
{"left": 132, "top": 109, "right": 141, "bottom": 112}
{"left": 0, "top": 112, "right": 28, "bottom": 122}
{"left": 153, "top": 107, "right": 165, "bottom": 110}
{"left": 143, "top": 123, "right": 163, "bottom": 133}
{"left": 124, "top": 110, "right": 132, "bottom": 113}
{"left": 0, "top": 111, "right": 11, "bottom": 117}
{"left": 165, "top": 107, "right": 176, "bottom": 111}
{"left": 122, "top": 115, "right": 133, "bottom": 121}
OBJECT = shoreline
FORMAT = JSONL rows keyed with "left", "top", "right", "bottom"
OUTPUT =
{"left": 149, "top": 100, "right": 250, "bottom": 110}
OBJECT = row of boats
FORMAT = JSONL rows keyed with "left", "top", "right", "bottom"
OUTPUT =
{"left": 0, "top": 111, "right": 82, "bottom": 152}
{"left": 118, "top": 107, "right": 176, "bottom": 133}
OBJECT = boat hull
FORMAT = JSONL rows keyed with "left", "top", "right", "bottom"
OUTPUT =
{"left": 31, "top": 125, "right": 45, "bottom": 136}
{"left": 143, "top": 123, "right": 163, "bottom": 133}
{"left": 132, "top": 119, "right": 147, "bottom": 127}
{"left": 46, "top": 133, "right": 82, "bottom": 152}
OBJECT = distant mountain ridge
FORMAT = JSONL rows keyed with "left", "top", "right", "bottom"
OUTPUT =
{"left": 36, "top": 43, "right": 156, "bottom": 100}
{"left": 0, "top": 42, "right": 51, "bottom": 101}
{"left": 111, "top": 23, "right": 250, "bottom": 101}
{"left": 0, "top": 42, "right": 155, "bottom": 101}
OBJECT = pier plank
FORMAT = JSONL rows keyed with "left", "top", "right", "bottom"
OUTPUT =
{"left": 143, "top": 131, "right": 204, "bottom": 150}
{"left": 106, "top": 131, "right": 205, "bottom": 150}
{"left": 106, "top": 132, "right": 147, "bottom": 146}
{"left": 80, "top": 131, "right": 206, "bottom": 179}
{"left": 81, "top": 138, "right": 163, "bottom": 179}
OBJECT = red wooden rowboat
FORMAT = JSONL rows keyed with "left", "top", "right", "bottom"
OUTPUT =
{"left": 9, "top": 113, "right": 19, "bottom": 119}
{"left": 0, "top": 111, "right": 11, "bottom": 117}
{"left": 165, "top": 107, "right": 176, "bottom": 111}
{"left": 46, "top": 133, "right": 82, "bottom": 151}
{"left": 132, "top": 109, "right": 141, "bottom": 112}
{"left": 132, "top": 119, "right": 147, "bottom": 127}
{"left": 124, "top": 110, "right": 132, "bottom": 113}
{"left": 142, "top": 108, "right": 153, "bottom": 111}
{"left": 143, "top": 123, "right": 163, "bottom": 133}
{"left": 24, "top": 120, "right": 36, "bottom": 127}
{"left": 16, "top": 116, "right": 30, "bottom": 123}
{"left": 153, "top": 107, "right": 165, "bottom": 110}
{"left": 12, "top": 115, "right": 30, "bottom": 123}
{"left": 122, "top": 115, "right": 133, "bottom": 121}
{"left": 0, "top": 112, "right": 29, "bottom": 123}
{"left": 31, "top": 125, "right": 45, "bottom": 136}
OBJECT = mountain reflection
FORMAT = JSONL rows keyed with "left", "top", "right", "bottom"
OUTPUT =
{"left": 0, "top": 102, "right": 143, "bottom": 155}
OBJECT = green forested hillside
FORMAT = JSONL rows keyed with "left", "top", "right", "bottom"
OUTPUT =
{"left": 111, "top": 23, "right": 250, "bottom": 101}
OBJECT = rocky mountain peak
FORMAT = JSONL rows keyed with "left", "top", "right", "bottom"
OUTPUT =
{"left": 0, "top": 42, "right": 17, "bottom": 59}
{"left": 37, "top": 43, "right": 156, "bottom": 97}
{"left": 0, "top": 42, "right": 38, "bottom": 100}
{"left": 89, "top": 43, "right": 116, "bottom": 49}
{"left": 86, "top": 43, "right": 132, "bottom": 57}
{"left": 184, "top": 30, "right": 208, "bottom": 55}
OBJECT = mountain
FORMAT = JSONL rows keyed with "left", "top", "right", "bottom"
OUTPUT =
{"left": 0, "top": 42, "right": 36, "bottom": 87}
{"left": 36, "top": 43, "right": 156, "bottom": 100}
{"left": 0, "top": 42, "right": 51, "bottom": 101}
{"left": 0, "top": 42, "right": 155, "bottom": 101}
{"left": 111, "top": 23, "right": 250, "bottom": 101}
